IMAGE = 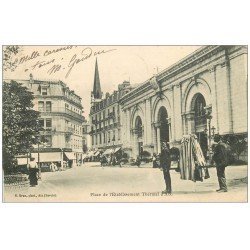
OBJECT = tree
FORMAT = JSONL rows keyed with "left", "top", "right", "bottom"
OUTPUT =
{"left": 2, "top": 81, "right": 41, "bottom": 173}
{"left": 222, "top": 134, "right": 248, "bottom": 161}
{"left": 3, "top": 46, "right": 22, "bottom": 71}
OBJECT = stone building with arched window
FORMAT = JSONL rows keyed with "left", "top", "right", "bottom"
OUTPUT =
{"left": 119, "top": 45, "right": 247, "bottom": 161}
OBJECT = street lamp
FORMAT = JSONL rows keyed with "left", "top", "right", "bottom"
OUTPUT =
{"left": 140, "top": 145, "right": 143, "bottom": 161}
{"left": 204, "top": 106, "right": 214, "bottom": 164}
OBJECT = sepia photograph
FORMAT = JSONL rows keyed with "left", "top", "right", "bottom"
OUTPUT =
{"left": 2, "top": 45, "right": 248, "bottom": 202}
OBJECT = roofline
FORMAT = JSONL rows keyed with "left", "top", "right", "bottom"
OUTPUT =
{"left": 120, "top": 45, "right": 223, "bottom": 103}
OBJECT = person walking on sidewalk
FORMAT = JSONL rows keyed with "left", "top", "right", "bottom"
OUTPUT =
{"left": 28, "top": 157, "right": 39, "bottom": 187}
{"left": 160, "top": 142, "right": 172, "bottom": 195}
{"left": 212, "top": 134, "right": 229, "bottom": 193}
{"left": 136, "top": 156, "right": 141, "bottom": 168}
{"left": 100, "top": 155, "right": 107, "bottom": 169}
{"left": 152, "top": 153, "right": 158, "bottom": 168}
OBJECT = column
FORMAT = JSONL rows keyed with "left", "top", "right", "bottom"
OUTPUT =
{"left": 127, "top": 108, "right": 131, "bottom": 146}
{"left": 171, "top": 85, "right": 176, "bottom": 141}
{"left": 209, "top": 66, "right": 220, "bottom": 133}
{"left": 173, "top": 83, "right": 182, "bottom": 141}
{"left": 185, "top": 112, "right": 195, "bottom": 134}
{"left": 152, "top": 123, "right": 157, "bottom": 153}
{"left": 146, "top": 98, "right": 152, "bottom": 144}
{"left": 216, "top": 55, "right": 233, "bottom": 134}
{"left": 157, "top": 126, "right": 161, "bottom": 154}
{"left": 167, "top": 118, "right": 172, "bottom": 142}
{"left": 181, "top": 113, "right": 186, "bottom": 136}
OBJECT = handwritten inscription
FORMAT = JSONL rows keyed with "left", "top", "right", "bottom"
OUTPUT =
{"left": 43, "top": 45, "right": 77, "bottom": 57}
{"left": 8, "top": 46, "right": 117, "bottom": 79}
{"left": 18, "top": 51, "right": 40, "bottom": 65}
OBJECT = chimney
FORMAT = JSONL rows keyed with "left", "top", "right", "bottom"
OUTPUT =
{"left": 29, "top": 73, "right": 34, "bottom": 84}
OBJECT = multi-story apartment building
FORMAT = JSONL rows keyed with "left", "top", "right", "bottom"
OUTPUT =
{"left": 6, "top": 74, "right": 85, "bottom": 166}
{"left": 89, "top": 59, "right": 132, "bottom": 156}
{"left": 82, "top": 121, "right": 90, "bottom": 153}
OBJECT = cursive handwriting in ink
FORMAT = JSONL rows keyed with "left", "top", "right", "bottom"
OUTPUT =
{"left": 65, "top": 47, "right": 117, "bottom": 78}
{"left": 31, "top": 59, "right": 55, "bottom": 70}
{"left": 43, "top": 46, "right": 78, "bottom": 57}
{"left": 18, "top": 51, "right": 40, "bottom": 65}
{"left": 47, "top": 64, "right": 62, "bottom": 75}
{"left": 65, "top": 47, "right": 93, "bottom": 78}
{"left": 94, "top": 48, "right": 116, "bottom": 56}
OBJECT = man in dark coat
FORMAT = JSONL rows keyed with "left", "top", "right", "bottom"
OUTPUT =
{"left": 160, "top": 142, "right": 172, "bottom": 195}
{"left": 212, "top": 134, "right": 228, "bottom": 192}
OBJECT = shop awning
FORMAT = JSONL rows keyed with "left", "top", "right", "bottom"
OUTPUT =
{"left": 114, "top": 147, "right": 121, "bottom": 153}
{"left": 94, "top": 151, "right": 101, "bottom": 156}
{"left": 16, "top": 158, "right": 28, "bottom": 165}
{"left": 87, "top": 151, "right": 95, "bottom": 157}
{"left": 64, "top": 152, "right": 76, "bottom": 160}
{"left": 103, "top": 149, "right": 113, "bottom": 155}
{"left": 31, "top": 152, "right": 62, "bottom": 162}
{"left": 82, "top": 154, "right": 87, "bottom": 160}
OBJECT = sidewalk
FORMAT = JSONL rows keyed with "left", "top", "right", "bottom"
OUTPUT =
{"left": 4, "top": 163, "right": 247, "bottom": 202}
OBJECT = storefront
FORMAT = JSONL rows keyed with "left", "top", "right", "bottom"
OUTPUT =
{"left": 64, "top": 152, "right": 76, "bottom": 167}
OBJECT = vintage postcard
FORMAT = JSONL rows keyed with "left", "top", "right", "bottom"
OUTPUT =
{"left": 2, "top": 45, "right": 248, "bottom": 202}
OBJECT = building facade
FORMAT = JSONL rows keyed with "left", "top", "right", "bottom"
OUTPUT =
{"left": 6, "top": 75, "right": 85, "bottom": 165}
{"left": 119, "top": 45, "right": 248, "bottom": 160}
{"left": 89, "top": 59, "right": 132, "bottom": 155}
{"left": 82, "top": 121, "right": 91, "bottom": 153}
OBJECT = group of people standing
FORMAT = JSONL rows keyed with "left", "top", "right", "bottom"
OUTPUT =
{"left": 27, "top": 159, "right": 70, "bottom": 187}
{"left": 159, "top": 134, "right": 231, "bottom": 195}
{"left": 100, "top": 154, "right": 122, "bottom": 168}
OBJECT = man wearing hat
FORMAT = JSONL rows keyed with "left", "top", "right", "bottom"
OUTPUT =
{"left": 160, "top": 142, "right": 172, "bottom": 195}
{"left": 212, "top": 134, "right": 228, "bottom": 192}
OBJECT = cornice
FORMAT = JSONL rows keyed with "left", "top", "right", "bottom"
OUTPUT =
{"left": 40, "top": 112, "right": 84, "bottom": 123}
{"left": 157, "top": 46, "right": 222, "bottom": 82}
{"left": 34, "top": 95, "right": 83, "bottom": 109}
{"left": 120, "top": 46, "right": 223, "bottom": 106}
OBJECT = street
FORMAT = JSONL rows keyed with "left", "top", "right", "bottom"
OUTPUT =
{"left": 4, "top": 163, "right": 248, "bottom": 202}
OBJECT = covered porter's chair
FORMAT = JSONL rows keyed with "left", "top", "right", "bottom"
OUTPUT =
{"left": 179, "top": 134, "right": 209, "bottom": 182}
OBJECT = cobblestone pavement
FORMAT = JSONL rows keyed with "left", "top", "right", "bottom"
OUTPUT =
{"left": 4, "top": 163, "right": 248, "bottom": 202}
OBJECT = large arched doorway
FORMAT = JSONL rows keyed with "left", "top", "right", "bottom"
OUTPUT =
{"left": 158, "top": 106, "right": 169, "bottom": 143}
{"left": 193, "top": 93, "right": 208, "bottom": 158}
{"left": 135, "top": 116, "right": 143, "bottom": 157}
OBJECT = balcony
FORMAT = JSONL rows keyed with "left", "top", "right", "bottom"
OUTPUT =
{"left": 40, "top": 107, "right": 84, "bottom": 122}
{"left": 65, "top": 127, "right": 74, "bottom": 136}
{"left": 40, "top": 127, "right": 56, "bottom": 135}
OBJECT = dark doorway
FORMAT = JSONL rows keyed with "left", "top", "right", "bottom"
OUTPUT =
{"left": 158, "top": 107, "right": 169, "bottom": 143}
{"left": 135, "top": 116, "right": 143, "bottom": 157}
{"left": 193, "top": 93, "right": 208, "bottom": 158}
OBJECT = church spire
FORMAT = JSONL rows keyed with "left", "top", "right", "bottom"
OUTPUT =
{"left": 91, "top": 58, "right": 102, "bottom": 100}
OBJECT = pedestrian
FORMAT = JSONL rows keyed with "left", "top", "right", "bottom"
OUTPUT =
{"left": 136, "top": 156, "right": 141, "bottom": 168}
{"left": 28, "top": 157, "right": 39, "bottom": 187}
{"left": 119, "top": 159, "right": 122, "bottom": 168}
{"left": 152, "top": 153, "right": 158, "bottom": 168}
{"left": 57, "top": 162, "right": 62, "bottom": 171}
{"left": 160, "top": 142, "right": 172, "bottom": 195}
{"left": 50, "top": 162, "right": 57, "bottom": 172}
{"left": 212, "top": 134, "right": 229, "bottom": 192}
{"left": 100, "top": 155, "right": 106, "bottom": 169}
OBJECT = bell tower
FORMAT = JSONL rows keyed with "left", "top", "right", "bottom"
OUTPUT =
{"left": 91, "top": 58, "right": 102, "bottom": 105}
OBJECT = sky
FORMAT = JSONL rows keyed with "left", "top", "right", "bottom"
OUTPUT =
{"left": 3, "top": 46, "right": 201, "bottom": 117}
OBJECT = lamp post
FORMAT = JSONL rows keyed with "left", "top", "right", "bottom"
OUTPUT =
{"left": 204, "top": 106, "right": 213, "bottom": 165}
{"left": 112, "top": 136, "right": 115, "bottom": 164}
{"left": 60, "top": 148, "right": 64, "bottom": 170}
{"left": 140, "top": 145, "right": 143, "bottom": 161}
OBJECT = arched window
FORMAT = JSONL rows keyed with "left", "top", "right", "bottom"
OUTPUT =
{"left": 158, "top": 106, "right": 169, "bottom": 143}
{"left": 135, "top": 116, "right": 143, "bottom": 138}
{"left": 194, "top": 94, "right": 206, "bottom": 130}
